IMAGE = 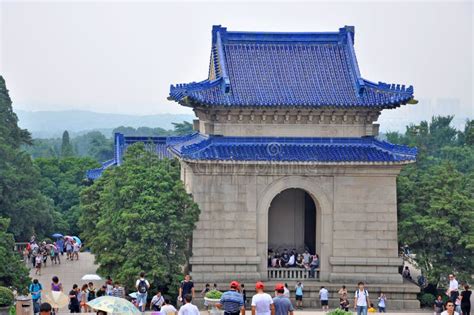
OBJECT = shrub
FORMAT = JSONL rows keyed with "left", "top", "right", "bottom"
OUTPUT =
{"left": 0, "top": 286, "right": 14, "bottom": 307}
{"left": 205, "top": 289, "right": 223, "bottom": 299}
{"left": 418, "top": 292, "right": 436, "bottom": 308}
{"left": 328, "top": 309, "right": 352, "bottom": 315}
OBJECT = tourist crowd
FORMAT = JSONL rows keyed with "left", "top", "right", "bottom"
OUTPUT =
{"left": 28, "top": 271, "right": 471, "bottom": 315}
{"left": 267, "top": 248, "right": 320, "bottom": 277}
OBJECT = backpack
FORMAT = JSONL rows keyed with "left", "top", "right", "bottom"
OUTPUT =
{"left": 138, "top": 280, "right": 147, "bottom": 294}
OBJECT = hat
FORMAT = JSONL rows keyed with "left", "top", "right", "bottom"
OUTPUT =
{"left": 275, "top": 283, "right": 285, "bottom": 291}
{"left": 230, "top": 281, "right": 240, "bottom": 289}
{"left": 255, "top": 281, "right": 265, "bottom": 290}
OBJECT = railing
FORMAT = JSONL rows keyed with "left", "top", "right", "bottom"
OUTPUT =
{"left": 268, "top": 267, "right": 319, "bottom": 280}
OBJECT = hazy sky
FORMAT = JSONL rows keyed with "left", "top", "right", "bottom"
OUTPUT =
{"left": 0, "top": 1, "right": 472, "bottom": 129}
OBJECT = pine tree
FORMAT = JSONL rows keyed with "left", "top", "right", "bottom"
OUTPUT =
{"left": 61, "top": 130, "right": 74, "bottom": 157}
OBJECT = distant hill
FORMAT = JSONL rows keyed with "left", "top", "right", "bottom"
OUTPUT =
{"left": 15, "top": 110, "right": 194, "bottom": 138}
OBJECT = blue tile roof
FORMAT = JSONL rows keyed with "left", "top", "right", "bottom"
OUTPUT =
{"left": 169, "top": 25, "right": 414, "bottom": 109}
{"left": 168, "top": 133, "right": 417, "bottom": 164}
{"left": 86, "top": 133, "right": 177, "bottom": 180}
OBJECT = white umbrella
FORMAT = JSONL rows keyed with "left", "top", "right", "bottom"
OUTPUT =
{"left": 81, "top": 274, "right": 102, "bottom": 281}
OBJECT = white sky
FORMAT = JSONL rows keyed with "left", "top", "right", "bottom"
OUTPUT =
{"left": 0, "top": 1, "right": 472, "bottom": 128}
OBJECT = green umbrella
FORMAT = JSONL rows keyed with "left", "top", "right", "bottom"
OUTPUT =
{"left": 86, "top": 296, "right": 141, "bottom": 314}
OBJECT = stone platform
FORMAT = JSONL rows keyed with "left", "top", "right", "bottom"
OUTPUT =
{"left": 193, "top": 281, "right": 420, "bottom": 310}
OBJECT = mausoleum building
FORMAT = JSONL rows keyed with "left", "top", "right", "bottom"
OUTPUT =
{"left": 88, "top": 25, "right": 420, "bottom": 309}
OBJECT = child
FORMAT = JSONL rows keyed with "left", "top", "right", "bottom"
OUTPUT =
{"left": 378, "top": 292, "right": 387, "bottom": 313}
{"left": 368, "top": 303, "right": 376, "bottom": 313}
{"left": 35, "top": 254, "right": 42, "bottom": 275}
{"left": 241, "top": 284, "right": 247, "bottom": 308}
{"left": 455, "top": 295, "right": 462, "bottom": 314}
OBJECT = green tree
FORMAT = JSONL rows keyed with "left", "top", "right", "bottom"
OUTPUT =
{"left": 172, "top": 121, "right": 193, "bottom": 135}
{"left": 0, "top": 76, "right": 55, "bottom": 240}
{"left": 0, "top": 217, "right": 30, "bottom": 293}
{"left": 61, "top": 130, "right": 74, "bottom": 157}
{"left": 393, "top": 117, "right": 474, "bottom": 285}
{"left": 34, "top": 157, "right": 99, "bottom": 236}
{"left": 79, "top": 143, "right": 199, "bottom": 294}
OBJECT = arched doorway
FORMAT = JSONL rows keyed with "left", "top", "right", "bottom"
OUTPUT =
{"left": 268, "top": 188, "right": 316, "bottom": 254}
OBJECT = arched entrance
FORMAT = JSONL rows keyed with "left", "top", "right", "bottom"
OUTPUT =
{"left": 268, "top": 188, "right": 317, "bottom": 254}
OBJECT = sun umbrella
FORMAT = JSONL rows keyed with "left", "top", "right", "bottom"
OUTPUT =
{"left": 81, "top": 274, "right": 102, "bottom": 281}
{"left": 87, "top": 296, "right": 141, "bottom": 314}
{"left": 72, "top": 236, "right": 81, "bottom": 244}
{"left": 51, "top": 233, "right": 63, "bottom": 239}
{"left": 128, "top": 292, "right": 138, "bottom": 299}
{"left": 43, "top": 291, "right": 69, "bottom": 309}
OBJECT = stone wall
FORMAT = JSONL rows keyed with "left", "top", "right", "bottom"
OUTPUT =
{"left": 182, "top": 161, "right": 405, "bottom": 285}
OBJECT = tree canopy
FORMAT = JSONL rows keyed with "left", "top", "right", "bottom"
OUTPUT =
{"left": 79, "top": 143, "right": 199, "bottom": 294}
{"left": 0, "top": 76, "right": 56, "bottom": 240}
{"left": 389, "top": 116, "right": 474, "bottom": 284}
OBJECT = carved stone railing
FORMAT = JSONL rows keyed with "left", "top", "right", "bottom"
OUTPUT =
{"left": 268, "top": 268, "right": 319, "bottom": 280}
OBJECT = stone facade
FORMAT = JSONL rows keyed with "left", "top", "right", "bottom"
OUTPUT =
{"left": 181, "top": 159, "right": 404, "bottom": 285}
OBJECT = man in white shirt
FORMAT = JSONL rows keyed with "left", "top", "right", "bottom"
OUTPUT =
{"left": 178, "top": 294, "right": 200, "bottom": 315}
{"left": 354, "top": 282, "right": 370, "bottom": 315}
{"left": 161, "top": 298, "right": 178, "bottom": 315}
{"left": 252, "top": 282, "right": 275, "bottom": 315}
{"left": 135, "top": 272, "right": 150, "bottom": 312}
{"left": 150, "top": 290, "right": 165, "bottom": 311}
{"left": 448, "top": 274, "right": 459, "bottom": 302}
{"left": 319, "top": 286, "right": 329, "bottom": 311}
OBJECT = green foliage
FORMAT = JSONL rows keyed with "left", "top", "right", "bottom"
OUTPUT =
{"left": 205, "top": 289, "right": 223, "bottom": 299}
{"left": 61, "top": 130, "right": 74, "bottom": 157}
{"left": 34, "top": 157, "right": 99, "bottom": 235}
{"left": 418, "top": 293, "right": 436, "bottom": 308}
{"left": 172, "top": 121, "right": 193, "bottom": 135}
{"left": 0, "top": 286, "right": 14, "bottom": 307}
{"left": 0, "top": 76, "right": 56, "bottom": 240}
{"left": 327, "top": 309, "right": 352, "bottom": 315}
{"left": 79, "top": 143, "right": 199, "bottom": 295}
{"left": 0, "top": 218, "right": 30, "bottom": 295}
{"left": 391, "top": 116, "right": 474, "bottom": 285}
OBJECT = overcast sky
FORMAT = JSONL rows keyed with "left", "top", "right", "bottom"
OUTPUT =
{"left": 0, "top": 1, "right": 472, "bottom": 130}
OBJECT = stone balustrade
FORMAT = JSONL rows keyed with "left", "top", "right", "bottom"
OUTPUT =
{"left": 268, "top": 267, "right": 320, "bottom": 280}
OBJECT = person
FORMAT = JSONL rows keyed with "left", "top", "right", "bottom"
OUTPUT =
{"left": 78, "top": 284, "right": 88, "bottom": 313}
{"left": 368, "top": 303, "right": 376, "bottom": 313}
{"left": 51, "top": 276, "right": 63, "bottom": 292}
{"left": 65, "top": 240, "right": 73, "bottom": 260}
{"left": 448, "top": 274, "right": 460, "bottom": 303}
{"left": 105, "top": 276, "right": 114, "bottom": 295}
{"left": 161, "top": 298, "right": 178, "bottom": 315}
{"left": 29, "top": 279, "right": 43, "bottom": 314}
{"left": 377, "top": 292, "right": 387, "bottom": 313}
{"left": 201, "top": 283, "right": 211, "bottom": 310}
{"left": 112, "top": 282, "right": 125, "bottom": 298}
{"left": 179, "top": 275, "right": 195, "bottom": 305}
{"left": 434, "top": 295, "right": 445, "bottom": 315}
{"left": 354, "top": 282, "right": 370, "bottom": 315}
{"left": 456, "top": 296, "right": 463, "bottom": 314}
{"left": 338, "top": 285, "right": 347, "bottom": 299}
{"left": 286, "top": 253, "right": 295, "bottom": 268}
{"left": 72, "top": 240, "right": 80, "bottom": 260}
{"left": 460, "top": 285, "right": 471, "bottom": 315}
{"left": 310, "top": 255, "right": 319, "bottom": 278}
{"left": 135, "top": 271, "right": 150, "bottom": 312}
{"left": 296, "top": 255, "right": 304, "bottom": 268}
{"left": 295, "top": 282, "right": 303, "bottom": 310}
{"left": 69, "top": 284, "right": 80, "bottom": 313}
{"left": 35, "top": 253, "right": 42, "bottom": 275}
{"left": 96, "top": 285, "right": 107, "bottom": 298}
{"left": 340, "top": 297, "right": 350, "bottom": 311}
{"left": 39, "top": 302, "right": 52, "bottom": 315}
{"left": 251, "top": 282, "right": 275, "bottom": 315}
{"left": 178, "top": 294, "right": 200, "bottom": 315}
{"left": 441, "top": 300, "right": 460, "bottom": 315}
{"left": 241, "top": 284, "right": 247, "bottom": 308}
{"left": 319, "top": 286, "right": 329, "bottom": 311}
{"left": 273, "top": 283, "right": 294, "bottom": 315}
{"left": 56, "top": 237, "right": 64, "bottom": 256}
{"left": 283, "top": 284, "right": 290, "bottom": 298}
{"left": 402, "top": 266, "right": 412, "bottom": 279}
{"left": 87, "top": 282, "right": 96, "bottom": 302}
{"left": 151, "top": 290, "right": 165, "bottom": 311}
{"left": 216, "top": 281, "right": 245, "bottom": 315}
{"left": 302, "top": 250, "right": 311, "bottom": 268}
